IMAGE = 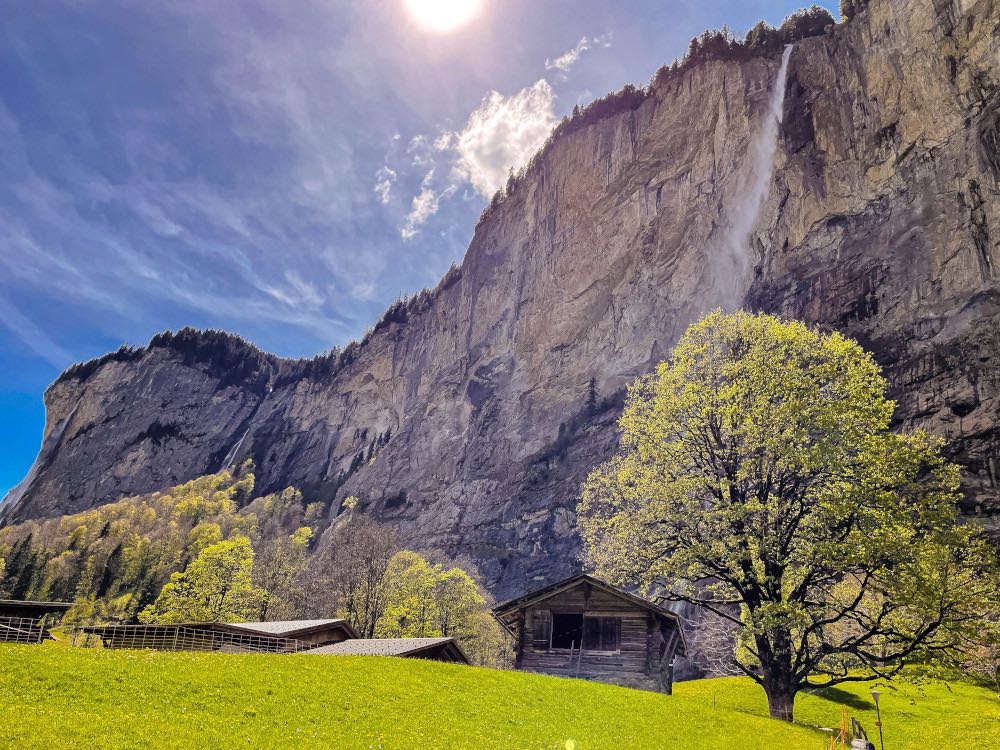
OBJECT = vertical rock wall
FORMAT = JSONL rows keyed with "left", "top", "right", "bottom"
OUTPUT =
{"left": 4, "top": 0, "right": 998, "bottom": 598}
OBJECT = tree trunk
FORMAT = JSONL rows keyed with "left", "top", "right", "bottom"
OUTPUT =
{"left": 764, "top": 685, "right": 796, "bottom": 722}
{"left": 757, "top": 626, "right": 797, "bottom": 722}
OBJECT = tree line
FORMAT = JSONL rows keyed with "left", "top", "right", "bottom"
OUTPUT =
{"left": 0, "top": 461, "right": 510, "bottom": 667}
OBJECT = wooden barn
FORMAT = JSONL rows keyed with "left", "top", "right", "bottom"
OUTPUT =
{"left": 493, "top": 574, "right": 686, "bottom": 693}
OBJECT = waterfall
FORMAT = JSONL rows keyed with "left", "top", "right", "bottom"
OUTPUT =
{"left": 715, "top": 44, "right": 793, "bottom": 305}
{"left": 221, "top": 427, "right": 251, "bottom": 470}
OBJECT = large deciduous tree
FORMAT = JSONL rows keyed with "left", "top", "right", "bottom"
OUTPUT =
{"left": 580, "top": 310, "right": 998, "bottom": 721}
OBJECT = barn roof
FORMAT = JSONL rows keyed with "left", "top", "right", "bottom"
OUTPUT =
{"left": 494, "top": 575, "right": 683, "bottom": 623}
{"left": 225, "top": 618, "right": 359, "bottom": 639}
{"left": 305, "top": 637, "right": 469, "bottom": 663}
{"left": 0, "top": 599, "right": 73, "bottom": 614}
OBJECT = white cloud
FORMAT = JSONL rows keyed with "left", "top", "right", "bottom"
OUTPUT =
{"left": 546, "top": 37, "right": 589, "bottom": 73}
{"left": 433, "top": 132, "right": 454, "bottom": 151}
{"left": 544, "top": 32, "right": 613, "bottom": 74}
{"left": 451, "top": 79, "right": 557, "bottom": 197}
{"left": 407, "top": 134, "right": 434, "bottom": 167}
{"left": 400, "top": 170, "right": 456, "bottom": 240}
{"left": 374, "top": 166, "right": 396, "bottom": 204}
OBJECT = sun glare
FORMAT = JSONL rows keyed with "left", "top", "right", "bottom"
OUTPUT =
{"left": 404, "top": 0, "right": 483, "bottom": 33}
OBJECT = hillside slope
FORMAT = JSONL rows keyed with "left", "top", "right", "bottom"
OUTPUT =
{"left": 3, "top": 0, "right": 999, "bottom": 599}
{"left": 3, "top": 645, "right": 998, "bottom": 749}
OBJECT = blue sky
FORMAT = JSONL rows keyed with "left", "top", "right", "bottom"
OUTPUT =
{"left": 0, "top": 0, "right": 834, "bottom": 497}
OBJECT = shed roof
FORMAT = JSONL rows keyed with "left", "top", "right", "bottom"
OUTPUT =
{"left": 0, "top": 599, "right": 73, "bottom": 614}
{"left": 305, "top": 637, "right": 469, "bottom": 663}
{"left": 225, "top": 619, "right": 358, "bottom": 639}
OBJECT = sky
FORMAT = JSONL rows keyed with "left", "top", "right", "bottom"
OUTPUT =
{"left": 0, "top": 0, "right": 835, "bottom": 497}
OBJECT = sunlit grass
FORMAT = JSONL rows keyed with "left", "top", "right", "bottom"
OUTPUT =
{"left": 1, "top": 644, "right": 996, "bottom": 749}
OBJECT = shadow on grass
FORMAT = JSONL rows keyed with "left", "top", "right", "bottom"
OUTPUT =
{"left": 804, "top": 686, "right": 873, "bottom": 712}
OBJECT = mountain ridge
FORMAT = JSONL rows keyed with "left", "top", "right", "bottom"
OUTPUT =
{"left": 4, "top": 0, "right": 999, "bottom": 599}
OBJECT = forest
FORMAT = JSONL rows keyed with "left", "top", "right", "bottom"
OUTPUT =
{"left": 0, "top": 462, "right": 510, "bottom": 666}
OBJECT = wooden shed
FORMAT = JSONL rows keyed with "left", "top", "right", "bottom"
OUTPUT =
{"left": 493, "top": 574, "right": 686, "bottom": 692}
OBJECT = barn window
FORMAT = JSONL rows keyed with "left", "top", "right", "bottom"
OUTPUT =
{"left": 531, "top": 609, "right": 552, "bottom": 648}
{"left": 583, "top": 616, "right": 621, "bottom": 651}
{"left": 551, "top": 613, "right": 584, "bottom": 649}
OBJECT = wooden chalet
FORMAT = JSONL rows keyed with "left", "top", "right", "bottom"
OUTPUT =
{"left": 493, "top": 574, "right": 686, "bottom": 692}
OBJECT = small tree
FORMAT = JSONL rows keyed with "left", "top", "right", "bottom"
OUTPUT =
{"left": 586, "top": 377, "right": 598, "bottom": 414}
{"left": 140, "top": 536, "right": 264, "bottom": 624}
{"left": 377, "top": 551, "right": 440, "bottom": 638}
{"left": 253, "top": 526, "right": 313, "bottom": 620}
{"left": 376, "top": 550, "right": 512, "bottom": 667}
{"left": 580, "top": 310, "right": 998, "bottom": 721}
{"left": 303, "top": 513, "right": 400, "bottom": 636}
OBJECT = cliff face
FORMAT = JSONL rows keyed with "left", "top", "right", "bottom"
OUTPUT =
{"left": 3, "top": 0, "right": 998, "bottom": 599}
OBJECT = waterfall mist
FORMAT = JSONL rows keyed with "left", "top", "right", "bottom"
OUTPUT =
{"left": 713, "top": 44, "right": 793, "bottom": 307}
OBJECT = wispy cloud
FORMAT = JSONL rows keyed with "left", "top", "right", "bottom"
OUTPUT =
{"left": 374, "top": 166, "right": 397, "bottom": 204}
{"left": 401, "top": 170, "right": 457, "bottom": 240}
{"left": 545, "top": 32, "right": 613, "bottom": 75}
{"left": 0, "top": 296, "right": 74, "bottom": 369}
{"left": 393, "top": 77, "right": 557, "bottom": 238}
{"left": 0, "top": 1, "right": 414, "bottom": 356}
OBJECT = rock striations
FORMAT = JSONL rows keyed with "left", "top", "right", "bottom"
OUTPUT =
{"left": 3, "top": 0, "right": 998, "bottom": 599}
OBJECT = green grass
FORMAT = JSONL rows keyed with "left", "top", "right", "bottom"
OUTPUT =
{"left": 1, "top": 644, "right": 997, "bottom": 750}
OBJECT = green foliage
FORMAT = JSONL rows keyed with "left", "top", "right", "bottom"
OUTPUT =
{"left": 779, "top": 5, "right": 835, "bottom": 41}
{"left": 298, "top": 515, "right": 509, "bottom": 666}
{"left": 2, "top": 646, "right": 997, "bottom": 750}
{"left": 375, "top": 550, "right": 510, "bottom": 666}
{"left": 253, "top": 526, "right": 313, "bottom": 620}
{"left": 580, "top": 310, "right": 1000, "bottom": 721}
{"left": 139, "top": 537, "right": 265, "bottom": 624}
{"left": 0, "top": 466, "right": 314, "bottom": 623}
{"left": 1, "top": 468, "right": 504, "bottom": 665}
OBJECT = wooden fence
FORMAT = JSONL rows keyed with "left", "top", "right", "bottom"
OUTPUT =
{"left": 0, "top": 616, "right": 50, "bottom": 644}
{"left": 71, "top": 623, "right": 310, "bottom": 654}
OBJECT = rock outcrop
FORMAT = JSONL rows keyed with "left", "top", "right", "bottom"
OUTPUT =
{"left": 3, "top": 0, "right": 998, "bottom": 599}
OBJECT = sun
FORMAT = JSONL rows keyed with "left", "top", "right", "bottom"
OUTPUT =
{"left": 404, "top": 0, "right": 484, "bottom": 33}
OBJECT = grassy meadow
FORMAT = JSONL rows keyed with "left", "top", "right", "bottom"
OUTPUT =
{"left": 1, "top": 644, "right": 997, "bottom": 750}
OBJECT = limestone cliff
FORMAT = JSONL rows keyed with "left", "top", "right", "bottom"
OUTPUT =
{"left": 3, "top": 0, "right": 998, "bottom": 599}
